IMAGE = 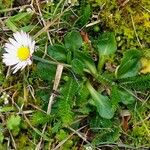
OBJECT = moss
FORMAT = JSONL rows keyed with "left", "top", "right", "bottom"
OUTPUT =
{"left": 130, "top": 123, "right": 150, "bottom": 147}
{"left": 0, "top": 0, "right": 14, "bottom": 10}
{"left": 88, "top": 0, "right": 149, "bottom": 50}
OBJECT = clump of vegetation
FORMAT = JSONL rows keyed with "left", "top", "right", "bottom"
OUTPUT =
{"left": 0, "top": 0, "right": 150, "bottom": 149}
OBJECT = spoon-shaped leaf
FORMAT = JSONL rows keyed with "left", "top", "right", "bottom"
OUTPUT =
{"left": 86, "top": 81, "right": 114, "bottom": 119}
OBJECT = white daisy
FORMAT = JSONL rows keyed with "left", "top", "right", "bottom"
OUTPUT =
{"left": 2, "top": 31, "right": 35, "bottom": 73}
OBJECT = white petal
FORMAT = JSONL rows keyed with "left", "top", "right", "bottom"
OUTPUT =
{"left": 20, "top": 62, "right": 28, "bottom": 70}
{"left": 13, "top": 32, "right": 24, "bottom": 45}
{"left": 3, "top": 49, "right": 17, "bottom": 57}
{"left": 12, "top": 61, "right": 26, "bottom": 73}
{"left": 20, "top": 31, "right": 29, "bottom": 46}
{"left": 2, "top": 53, "right": 17, "bottom": 60}
{"left": 2, "top": 54, "right": 19, "bottom": 65}
{"left": 3, "top": 58, "right": 19, "bottom": 66}
{"left": 27, "top": 59, "right": 32, "bottom": 65}
{"left": 9, "top": 38, "right": 20, "bottom": 48}
{"left": 29, "top": 41, "right": 35, "bottom": 54}
{"left": 12, "top": 66, "right": 21, "bottom": 74}
{"left": 5, "top": 43, "right": 16, "bottom": 52}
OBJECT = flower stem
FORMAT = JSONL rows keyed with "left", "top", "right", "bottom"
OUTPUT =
{"left": 98, "top": 55, "right": 106, "bottom": 73}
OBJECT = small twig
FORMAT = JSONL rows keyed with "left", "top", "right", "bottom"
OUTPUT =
{"left": 57, "top": 0, "right": 70, "bottom": 29}
{"left": 133, "top": 113, "right": 150, "bottom": 126}
{"left": 17, "top": 110, "right": 33, "bottom": 115}
{"left": 23, "top": 84, "right": 28, "bottom": 105}
{"left": 120, "top": 85, "right": 143, "bottom": 102}
{"left": 142, "top": 92, "right": 150, "bottom": 106}
{"left": 42, "top": 42, "right": 48, "bottom": 58}
{"left": 9, "top": 130, "right": 17, "bottom": 150}
{"left": 33, "top": 6, "right": 71, "bottom": 39}
{"left": 35, "top": 124, "right": 47, "bottom": 150}
{"left": 36, "top": 64, "right": 64, "bottom": 150}
{"left": 6, "top": 137, "right": 10, "bottom": 150}
{"left": 23, "top": 114, "right": 49, "bottom": 141}
{"left": 47, "top": 64, "right": 63, "bottom": 114}
{"left": 67, "top": 126, "right": 101, "bottom": 150}
{"left": 97, "top": 143, "right": 140, "bottom": 149}
{"left": 1, "top": 86, "right": 14, "bottom": 92}
{"left": 11, "top": 93, "right": 50, "bottom": 143}
{"left": 35, "top": 0, "right": 53, "bottom": 45}
{"left": 120, "top": 0, "right": 130, "bottom": 7}
{"left": 67, "top": 126, "right": 89, "bottom": 144}
{"left": 86, "top": 20, "right": 101, "bottom": 28}
{"left": 6, "top": 66, "right": 11, "bottom": 79}
{"left": 80, "top": 128, "right": 90, "bottom": 150}
{"left": 52, "top": 125, "right": 87, "bottom": 150}
{"left": 27, "top": 85, "right": 36, "bottom": 101}
{"left": 140, "top": 5, "right": 150, "bottom": 13}
{"left": 135, "top": 110, "right": 150, "bottom": 136}
{"left": 131, "top": 14, "right": 143, "bottom": 48}
{"left": 52, "top": 0, "right": 65, "bottom": 16}
{"left": 11, "top": 90, "right": 22, "bottom": 113}
{"left": 52, "top": 133, "right": 74, "bottom": 150}
{"left": 0, "top": 5, "right": 30, "bottom": 12}
{"left": 28, "top": 103, "right": 46, "bottom": 114}
{"left": 33, "top": 14, "right": 60, "bottom": 39}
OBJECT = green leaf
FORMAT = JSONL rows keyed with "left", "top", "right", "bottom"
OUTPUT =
{"left": 57, "top": 100, "right": 74, "bottom": 125}
{"left": 47, "top": 44, "right": 67, "bottom": 62}
{"left": 77, "top": 106, "right": 91, "bottom": 115}
{"left": 56, "top": 129, "right": 68, "bottom": 141}
{"left": 61, "top": 78, "right": 79, "bottom": 101}
{"left": 118, "top": 90, "right": 135, "bottom": 105}
{"left": 51, "top": 121, "right": 62, "bottom": 134}
{"left": 36, "top": 89, "right": 49, "bottom": 103}
{"left": 67, "top": 51, "right": 72, "bottom": 64}
{"left": 20, "top": 25, "right": 37, "bottom": 32}
{"left": 31, "top": 112, "right": 51, "bottom": 126}
{"left": 111, "top": 86, "right": 135, "bottom": 105}
{"left": 116, "top": 49, "right": 142, "bottom": 78}
{"left": 111, "top": 87, "right": 135, "bottom": 105}
{"left": 5, "top": 19, "right": 18, "bottom": 32}
{"left": 7, "top": 115, "right": 21, "bottom": 130}
{"left": 92, "top": 128, "right": 120, "bottom": 145}
{"left": 57, "top": 78, "right": 79, "bottom": 125}
{"left": 5, "top": 12, "right": 33, "bottom": 32}
{"left": 79, "top": 4, "right": 92, "bottom": 26}
{"left": 90, "top": 115, "right": 112, "bottom": 132}
{"left": 97, "top": 32, "right": 117, "bottom": 56}
{"left": 11, "top": 12, "right": 32, "bottom": 21}
{"left": 71, "top": 58, "right": 84, "bottom": 74}
{"left": 75, "top": 50, "right": 97, "bottom": 75}
{"left": 76, "top": 85, "right": 90, "bottom": 106}
{"left": 86, "top": 81, "right": 114, "bottom": 119}
{"left": 118, "top": 74, "right": 150, "bottom": 90}
{"left": 36, "top": 62, "right": 56, "bottom": 81}
{"left": 0, "top": 132, "right": 4, "bottom": 143}
{"left": 0, "top": 106, "right": 15, "bottom": 112}
{"left": 64, "top": 30, "right": 83, "bottom": 51}
{"left": 110, "top": 86, "right": 121, "bottom": 112}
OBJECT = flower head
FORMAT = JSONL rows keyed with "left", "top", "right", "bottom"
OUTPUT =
{"left": 140, "top": 57, "right": 150, "bottom": 74}
{"left": 0, "top": 92, "right": 10, "bottom": 105}
{"left": 2, "top": 31, "right": 35, "bottom": 73}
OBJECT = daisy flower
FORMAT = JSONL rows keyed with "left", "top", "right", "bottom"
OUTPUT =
{"left": 2, "top": 31, "right": 35, "bottom": 73}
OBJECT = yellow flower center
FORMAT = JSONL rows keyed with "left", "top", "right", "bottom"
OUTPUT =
{"left": 17, "top": 46, "right": 30, "bottom": 61}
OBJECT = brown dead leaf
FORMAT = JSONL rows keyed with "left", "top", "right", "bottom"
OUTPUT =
{"left": 80, "top": 30, "right": 90, "bottom": 44}
{"left": 121, "top": 110, "right": 131, "bottom": 132}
